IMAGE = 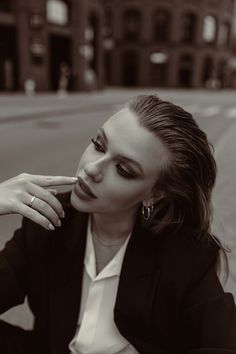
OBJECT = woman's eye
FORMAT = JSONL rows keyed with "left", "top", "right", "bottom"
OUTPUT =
{"left": 91, "top": 138, "right": 105, "bottom": 153}
{"left": 116, "top": 164, "right": 135, "bottom": 179}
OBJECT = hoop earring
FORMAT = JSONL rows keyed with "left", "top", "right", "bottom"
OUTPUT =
{"left": 142, "top": 204, "right": 154, "bottom": 221}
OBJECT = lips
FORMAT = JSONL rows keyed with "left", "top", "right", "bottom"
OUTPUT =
{"left": 76, "top": 176, "right": 97, "bottom": 199}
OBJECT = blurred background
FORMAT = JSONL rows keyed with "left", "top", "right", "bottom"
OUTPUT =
{"left": 0, "top": 0, "right": 236, "bottom": 331}
{"left": 1, "top": 0, "right": 236, "bottom": 92}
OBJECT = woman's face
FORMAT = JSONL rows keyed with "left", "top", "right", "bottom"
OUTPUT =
{"left": 71, "top": 108, "right": 169, "bottom": 218}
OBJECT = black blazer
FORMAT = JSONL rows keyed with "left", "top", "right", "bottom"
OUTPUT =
{"left": 0, "top": 192, "right": 236, "bottom": 354}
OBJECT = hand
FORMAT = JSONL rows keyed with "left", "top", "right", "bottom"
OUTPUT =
{"left": 0, "top": 173, "right": 78, "bottom": 230}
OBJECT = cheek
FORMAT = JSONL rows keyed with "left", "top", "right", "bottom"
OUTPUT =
{"left": 103, "top": 178, "right": 151, "bottom": 206}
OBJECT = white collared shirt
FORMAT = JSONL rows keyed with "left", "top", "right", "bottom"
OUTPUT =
{"left": 69, "top": 220, "right": 139, "bottom": 354}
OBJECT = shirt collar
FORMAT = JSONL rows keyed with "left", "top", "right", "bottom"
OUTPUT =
{"left": 84, "top": 216, "right": 131, "bottom": 281}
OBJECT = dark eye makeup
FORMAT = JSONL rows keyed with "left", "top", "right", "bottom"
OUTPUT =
{"left": 91, "top": 137, "right": 135, "bottom": 179}
{"left": 116, "top": 164, "right": 135, "bottom": 179}
{"left": 91, "top": 138, "right": 105, "bottom": 153}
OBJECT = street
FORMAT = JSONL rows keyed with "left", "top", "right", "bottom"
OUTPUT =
{"left": 0, "top": 88, "right": 236, "bottom": 328}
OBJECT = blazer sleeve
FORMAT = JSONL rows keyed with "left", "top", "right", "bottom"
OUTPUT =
{"left": 0, "top": 218, "right": 28, "bottom": 314}
{"left": 183, "top": 243, "right": 236, "bottom": 353}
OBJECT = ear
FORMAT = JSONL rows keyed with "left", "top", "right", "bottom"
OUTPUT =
{"left": 143, "top": 191, "right": 165, "bottom": 207}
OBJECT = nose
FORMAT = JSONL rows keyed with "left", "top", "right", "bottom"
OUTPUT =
{"left": 84, "top": 160, "right": 103, "bottom": 182}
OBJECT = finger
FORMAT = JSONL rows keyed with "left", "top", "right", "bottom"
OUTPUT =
{"left": 28, "top": 184, "right": 64, "bottom": 218}
{"left": 46, "top": 189, "right": 57, "bottom": 196}
{"left": 30, "top": 198, "right": 62, "bottom": 228}
{"left": 14, "top": 204, "right": 56, "bottom": 231}
{"left": 28, "top": 175, "right": 78, "bottom": 187}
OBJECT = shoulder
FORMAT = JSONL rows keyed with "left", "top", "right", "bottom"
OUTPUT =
{"left": 142, "top": 222, "right": 219, "bottom": 271}
{"left": 155, "top": 226, "right": 219, "bottom": 263}
{"left": 151, "top": 227, "right": 220, "bottom": 288}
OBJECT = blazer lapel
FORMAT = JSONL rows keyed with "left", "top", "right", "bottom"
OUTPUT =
{"left": 48, "top": 207, "right": 162, "bottom": 353}
{"left": 114, "top": 219, "right": 161, "bottom": 341}
{"left": 49, "top": 208, "right": 89, "bottom": 354}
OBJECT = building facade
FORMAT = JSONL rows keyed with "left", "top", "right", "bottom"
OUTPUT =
{"left": 0, "top": 0, "right": 104, "bottom": 91}
{"left": 0, "top": 0, "right": 235, "bottom": 91}
{"left": 103, "top": 0, "right": 235, "bottom": 88}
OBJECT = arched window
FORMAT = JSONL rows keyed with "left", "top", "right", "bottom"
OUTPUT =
{"left": 219, "top": 22, "right": 231, "bottom": 47}
{"left": 178, "top": 54, "right": 194, "bottom": 87}
{"left": 103, "top": 7, "right": 113, "bottom": 38}
{"left": 122, "top": 51, "right": 139, "bottom": 86}
{"left": 181, "top": 12, "right": 197, "bottom": 43}
{"left": 123, "top": 9, "right": 142, "bottom": 41}
{"left": 103, "top": 7, "right": 113, "bottom": 84}
{"left": 86, "top": 14, "right": 99, "bottom": 73}
{"left": 153, "top": 9, "right": 171, "bottom": 42}
{"left": 46, "top": 0, "right": 69, "bottom": 26}
{"left": 202, "top": 15, "right": 217, "bottom": 43}
{"left": 149, "top": 51, "right": 168, "bottom": 86}
{"left": 0, "top": 26, "right": 17, "bottom": 90}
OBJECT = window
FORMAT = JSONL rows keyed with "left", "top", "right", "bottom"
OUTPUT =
{"left": 103, "top": 7, "right": 113, "bottom": 37}
{"left": 219, "top": 22, "right": 231, "bottom": 47}
{"left": 181, "top": 12, "right": 197, "bottom": 43}
{"left": 153, "top": 9, "right": 171, "bottom": 42}
{"left": 150, "top": 51, "right": 168, "bottom": 86}
{"left": 202, "top": 56, "right": 214, "bottom": 84}
{"left": 46, "top": 0, "right": 69, "bottom": 26}
{"left": 103, "top": 7, "right": 114, "bottom": 50}
{"left": 202, "top": 15, "right": 217, "bottom": 43}
{"left": 122, "top": 51, "right": 139, "bottom": 86}
{"left": 178, "top": 54, "right": 194, "bottom": 87}
{"left": 123, "top": 9, "right": 142, "bottom": 41}
{"left": 84, "top": 14, "right": 99, "bottom": 73}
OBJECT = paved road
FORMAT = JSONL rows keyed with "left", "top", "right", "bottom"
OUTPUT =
{"left": 0, "top": 88, "right": 236, "bottom": 328}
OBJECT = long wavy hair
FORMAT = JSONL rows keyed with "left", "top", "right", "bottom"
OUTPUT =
{"left": 128, "top": 94, "right": 218, "bottom": 244}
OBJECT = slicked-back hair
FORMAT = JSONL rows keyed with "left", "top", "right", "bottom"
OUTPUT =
{"left": 128, "top": 94, "right": 217, "bottom": 243}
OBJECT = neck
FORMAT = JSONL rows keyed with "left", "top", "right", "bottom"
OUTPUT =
{"left": 91, "top": 210, "right": 137, "bottom": 242}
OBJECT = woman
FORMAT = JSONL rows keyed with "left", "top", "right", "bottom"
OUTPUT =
{"left": 0, "top": 94, "right": 236, "bottom": 354}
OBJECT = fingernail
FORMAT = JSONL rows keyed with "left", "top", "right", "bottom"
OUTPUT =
{"left": 72, "top": 177, "right": 78, "bottom": 182}
{"left": 61, "top": 210, "right": 65, "bottom": 218}
{"left": 48, "top": 223, "right": 55, "bottom": 231}
{"left": 57, "top": 220, "right": 61, "bottom": 227}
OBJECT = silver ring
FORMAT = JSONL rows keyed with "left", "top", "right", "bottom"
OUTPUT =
{"left": 29, "top": 196, "right": 36, "bottom": 207}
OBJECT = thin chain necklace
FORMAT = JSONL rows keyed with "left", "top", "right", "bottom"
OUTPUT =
{"left": 92, "top": 231, "right": 127, "bottom": 247}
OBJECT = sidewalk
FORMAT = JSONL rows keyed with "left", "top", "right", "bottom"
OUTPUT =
{"left": 0, "top": 89, "right": 147, "bottom": 124}
{"left": 0, "top": 91, "right": 104, "bottom": 124}
{"left": 1, "top": 88, "right": 235, "bottom": 124}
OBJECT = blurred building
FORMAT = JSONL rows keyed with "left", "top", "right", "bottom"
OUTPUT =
{"left": 1, "top": 0, "right": 236, "bottom": 91}
{"left": 103, "top": 0, "right": 236, "bottom": 88}
{"left": 0, "top": 0, "right": 104, "bottom": 91}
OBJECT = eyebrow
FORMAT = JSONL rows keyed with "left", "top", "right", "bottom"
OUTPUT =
{"left": 97, "top": 128, "right": 145, "bottom": 175}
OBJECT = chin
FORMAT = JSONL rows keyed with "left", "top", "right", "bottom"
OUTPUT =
{"left": 70, "top": 190, "right": 94, "bottom": 213}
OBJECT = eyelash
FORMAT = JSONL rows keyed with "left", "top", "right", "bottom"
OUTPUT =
{"left": 91, "top": 138, "right": 105, "bottom": 153}
{"left": 91, "top": 138, "right": 135, "bottom": 179}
